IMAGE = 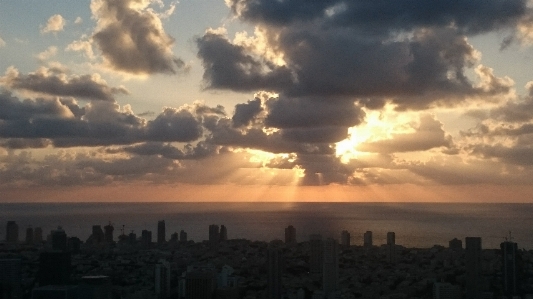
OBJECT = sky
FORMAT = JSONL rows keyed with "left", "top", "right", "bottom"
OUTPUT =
{"left": 1, "top": 0, "right": 533, "bottom": 202}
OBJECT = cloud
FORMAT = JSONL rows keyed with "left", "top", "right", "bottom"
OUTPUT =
{"left": 66, "top": 39, "right": 95, "bottom": 59}
{"left": 36, "top": 46, "right": 58, "bottom": 61}
{"left": 0, "top": 66, "right": 129, "bottom": 101}
{"left": 232, "top": 98, "right": 263, "bottom": 128}
{"left": 0, "top": 36, "right": 5, "bottom": 48}
{"left": 357, "top": 115, "right": 453, "bottom": 153}
{"left": 91, "top": 0, "right": 186, "bottom": 74}
{"left": 75, "top": 17, "right": 83, "bottom": 24}
{"left": 41, "top": 14, "right": 66, "bottom": 34}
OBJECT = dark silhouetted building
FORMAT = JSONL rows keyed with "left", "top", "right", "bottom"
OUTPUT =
{"left": 6, "top": 221, "right": 18, "bottom": 243}
{"left": 341, "top": 230, "right": 350, "bottom": 247}
{"left": 158, "top": 220, "right": 166, "bottom": 245}
{"left": 323, "top": 238, "right": 338, "bottom": 296}
{"left": 34, "top": 227, "right": 43, "bottom": 244}
{"left": 387, "top": 232, "right": 396, "bottom": 263}
{"left": 180, "top": 230, "right": 187, "bottom": 243}
{"left": 220, "top": 225, "right": 228, "bottom": 241}
{"left": 78, "top": 276, "right": 112, "bottom": 299}
{"left": 309, "top": 234, "right": 323, "bottom": 273}
{"left": 364, "top": 231, "right": 373, "bottom": 248}
{"left": 128, "top": 231, "right": 136, "bottom": 245}
{"left": 52, "top": 227, "right": 67, "bottom": 251}
{"left": 32, "top": 285, "right": 78, "bottom": 299}
{"left": 104, "top": 222, "right": 114, "bottom": 244}
{"left": 501, "top": 241, "right": 519, "bottom": 297}
{"left": 0, "top": 259, "right": 21, "bottom": 299}
{"left": 87, "top": 225, "right": 104, "bottom": 245}
{"left": 38, "top": 251, "right": 71, "bottom": 286}
{"left": 465, "top": 237, "right": 482, "bottom": 299}
{"left": 67, "top": 237, "right": 81, "bottom": 254}
{"left": 449, "top": 238, "right": 462, "bottom": 250}
{"left": 285, "top": 225, "right": 296, "bottom": 244}
{"left": 142, "top": 230, "right": 152, "bottom": 247}
{"left": 185, "top": 270, "right": 217, "bottom": 299}
{"left": 25, "top": 227, "right": 34, "bottom": 245}
{"left": 209, "top": 225, "right": 219, "bottom": 244}
{"left": 267, "top": 247, "right": 283, "bottom": 299}
{"left": 155, "top": 260, "right": 171, "bottom": 299}
{"left": 433, "top": 282, "right": 461, "bottom": 299}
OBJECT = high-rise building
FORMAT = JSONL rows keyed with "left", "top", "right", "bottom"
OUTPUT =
{"left": 155, "top": 260, "right": 171, "bottom": 299}
{"left": 340, "top": 230, "right": 350, "bottom": 247}
{"left": 323, "top": 238, "right": 338, "bottom": 296}
{"left": 209, "top": 225, "right": 219, "bottom": 244}
{"left": 465, "top": 237, "right": 482, "bottom": 299}
{"left": 285, "top": 225, "right": 296, "bottom": 244}
{"left": 38, "top": 251, "right": 71, "bottom": 286}
{"left": 363, "top": 231, "right": 373, "bottom": 248}
{"left": 104, "top": 222, "right": 114, "bottom": 244}
{"left": 0, "top": 259, "right": 22, "bottom": 299}
{"left": 180, "top": 230, "right": 187, "bottom": 243}
{"left": 51, "top": 226, "right": 67, "bottom": 252}
{"left": 67, "top": 237, "right": 81, "bottom": 254}
{"left": 220, "top": 225, "right": 228, "bottom": 241}
{"left": 25, "top": 227, "right": 34, "bottom": 245}
{"left": 267, "top": 247, "right": 283, "bottom": 299}
{"left": 449, "top": 238, "right": 462, "bottom": 250}
{"left": 433, "top": 282, "right": 461, "bottom": 299}
{"left": 158, "top": 220, "right": 166, "bottom": 245}
{"left": 87, "top": 225, "right": 104, "bottom": 245}
{"left": 141, "top": 230, "right": 152, "bottom": 247}
{"left": 185, "top": 270, "right": 217, "bottom": 299}
{"left": 34, "top": 227, "right": 43, "bottom": 244}
{"left": 128, "top": 231, "right": 136, "bottom": 245}
{"left": 6, "top": 221, "right": 18, "bottom": 243}
{"left": 309, "top": 234, "right": 323, "bottom": 273}
{"left": 501, "top": 241, "right": 519, "bottom": 296}
{"left": 387, "top": 232, "right": 396, "bottom": 263}
{"left": 78, "top": 276, "right": 112, "bottom": 299}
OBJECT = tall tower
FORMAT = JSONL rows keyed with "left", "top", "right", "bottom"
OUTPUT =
{"left": 180, "top": 230, "right": 187, "bottom": 243}
{"left": 501, "top": 241, "right": 519, "bottom": 296}
{"left": 323, "top": 238, "right": 338, "bottom": 296}
{"left": 267, "top": 247, "right": 283, "bottom": 299}
{"left": 51, "top": 226, "right": 67, "bottom": 252}
{"left": 465, "top": 237, "right": 482, "bottom": 299}
{"left": 284, "top": 225, "right": 296, "bottom": 245}
{"left": 363, "top": 231, "right": 373, "bottom": 248}
{"left": 6, "top": 221, "right": 18, "bottom": 243}
{"left": 26, "top": 227, "right": 34, "bottom": 245}
{"left": 387, "top": 232, "right": 396, "bottom": 263}
{"left": 34, "top": 227, "right": 43, "bottom": 244}
{"left": 155, "top": 260, "right": 171, "bottom": 299}
{"left": 142, "top": 230, "right": 152, "bottom": 247}
{"left": 209, "top": 224, "right": 219, "bottom": 244}
{"left": 309, "top": 234, "right": 323, "bottom": 273}
{"left": 104, "top": 222, "right": 114, "bottom": 244}
{"left": 157, "top": 220, "right": 166, "bottom": 245}
{"left": 340, "top": 230, "right": 350, "bottom": 247}
{"left": 220, "top": 225, "right": 228, "bottom": 241}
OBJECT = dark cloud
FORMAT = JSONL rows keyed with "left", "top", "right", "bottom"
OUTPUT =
{"left": 0, "top": 138, "right": 52, "bottom": 149}
{"left": 281, "top": 127, "right": 348, "bottom": 144}
{"left": 357, "top": 115, "right": 453, "bottom": 153}
{"left": 91, "top": 0, "right": 185, "bottom": 74}
{"left": 0, "top": 67, "right": 128, "bottom": 101}
{"left": 118, "top": 141, "right": 217, "bottom": 160}
{"left": 146, "top": 108, "right": 203, "bottom": 142}
{"left": 232, "top": 98, "right": 263, "bottom": 128}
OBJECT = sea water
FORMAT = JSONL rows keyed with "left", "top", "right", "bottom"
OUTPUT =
{"left": 1, "top": 202, "right": 532, "bottom": 249}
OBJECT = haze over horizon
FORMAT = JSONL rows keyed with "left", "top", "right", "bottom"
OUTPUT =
{"left": 2, "top": 0, "right": 533, "bottom": 202}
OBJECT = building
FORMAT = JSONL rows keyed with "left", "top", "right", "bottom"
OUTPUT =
{"left": 180, "top": 230, "right": 187, "bottom": 243}
{"left": 52, "top": 227, "right": 67, "bottom": 251}
{"left": 158, "top": 220, "right": 166, "bottom": 245}
{"left": 449, "top": 238, "right": 462, "bottom": 250}
{"left": 465, "top": 237, "right": 482, "bottom": 299}
{"left": 141, "top": 230, "right": 152, "bottom": 247}
{"left": 220, "top": 225, "right": 228, "bottom": 241}
{"left": 67, "top": 237, "right": 81, "bottom": 254}
{"left": 0, "top": 259, "right": 22, "bottom": 299}
{"left": 209, "top": 225, "right": 219, "bottom": 244}
{"left": 128, "top": 231, "right": 136, "bottom": 245}
{"left": 364, "top": 231, "right": 373, "bottom": 248}
{"left": 34, "top": 227, "right": 43, "bottom": 244}
{"left": 501, "top": 241, "right": 519, "bottom": 297}
{"left": 155, "top": 260, "right": 171, "bottom": 299}
{"left": 87, "top": 225, "right": 104, "bottom": 245}
{"left": 185, "top": 269, "right": 217, "bottom": 299}
{"left": 6, "top": 221, "right": 18, "bottom": 243}
{"left": 267, "top": 247, "right": 283, "bottom": 299}
{"left": 26, "top": 227, "right": 34, "bottom": 245}
{"left": 387, "top": 232, "right": 396, "bottom": 263}
{"left": 78, "top": 276, "right": 112, "bottom": 299}
{"left": 309, "top": 234, "right": 323, "bottom": 274}
{"left": 32, "top": 285, "right": 78, "bottom": 299}
{"left": 38, "top": 251, "right": 71, "bottom": 286}
{"left": 433, "top": 282, "right": 461, "bottom": 299}
{"left": 340, "top": 230, "right": 350, "bottom": 247}
{"left": 285, "top": 225, "right": 296, "bottom": 244}
{"left": 103, "top": 223, "right": 114, "bottom": 244}
{"left": 323, "top": 238, "right": 338, "bottom": 296}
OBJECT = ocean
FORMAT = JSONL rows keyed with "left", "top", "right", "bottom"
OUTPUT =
{"left": 1, "top": 202, "right": 532, "bottom": 249}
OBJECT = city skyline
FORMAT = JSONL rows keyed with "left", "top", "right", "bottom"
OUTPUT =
{"left": 2, "top": 1, "right": 533, "bottom": 202}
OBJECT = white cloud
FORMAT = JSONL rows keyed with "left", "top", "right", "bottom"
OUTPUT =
{"left": 66, "top": 38, "right": 95, "bottom": 59}
{"left": 41, "top": 14, "right": 66, "bottom": 34}
{"left": 36, "top": 46, "right": 58, "bottom": 61}
{"left": 74, "top": 17, "right": 83, "bottom": 24}
{"left": 0, "top": 36, "right": 5, "bottom": 48}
